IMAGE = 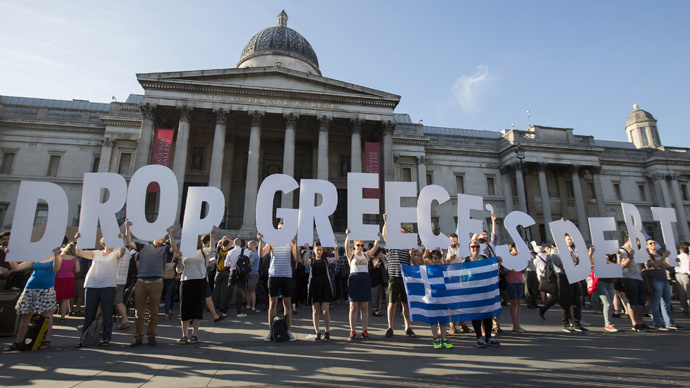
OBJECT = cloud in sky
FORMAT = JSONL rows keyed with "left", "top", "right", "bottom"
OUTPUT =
{"left": 452, "top": 65, "right": 495, "bottom": 113}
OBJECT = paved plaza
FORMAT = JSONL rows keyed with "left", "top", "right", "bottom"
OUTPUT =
{"left": 2, "top": 300, "right": 690, "bottom": 388}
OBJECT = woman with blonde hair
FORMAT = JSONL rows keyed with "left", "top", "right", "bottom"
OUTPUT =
{"left": 344, "top": 229, "right": 380, "bottom": 341}
{"left": 54, "top": 242, "right": 80, "bottom": 323}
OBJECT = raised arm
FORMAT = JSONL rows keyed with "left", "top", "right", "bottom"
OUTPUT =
{"left": 256, "top": 233, "right": 271, "bottom": 257}
{"left": 366, "top": 232, "right": 381, "bottom": 258}
{"left": 166, "top": 226, "right": 177, "bottom": 253}
{"left": 344, "top": 228, "right": 352, "bottom": 259}
{"left": 73, "top": 233, "right": 95, "bottom": 260}
{"left": 124, "top": 218, "right": 136, "bottom": 250}
{"left": 52, "top": 247, "right": 63, "bottom": 272}
{"left": 381, "top": 214, "right": 388, "bottom": 242}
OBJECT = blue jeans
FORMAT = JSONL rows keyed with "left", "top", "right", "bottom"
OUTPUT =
{"left": 162, "top": 278, "right": 175, "bottom": 315}
{"left": 596, "top": 280, "right": 614, "bottom": 326}
{"left": 84, "top": 287, "right": 115, "bottom": 342}
{"left": 650, "top": 278, "right": 675, "bottom": 327}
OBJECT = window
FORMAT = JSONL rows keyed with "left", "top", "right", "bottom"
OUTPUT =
{"left": 486, "top": 177, "right": 496, "bottom": 196}
{"left": 46, "top": 155, "right": 61, "bottom": 177}
{"left": 1, "top": 152, "right": 15, "bottom": 174}
{"left": 640, "top": 127, "right": 649, "bottom": 146}
{"left": 613, "top": 183, "right": 622, "bottom": 200}
{"left": 91, "top": 156, "right": 101, "bottom": 173}
{"left": 566, "top": 182, "right": 574, "bottom": 199}
{"left": 644, "top": 223, "right": 656, "bottom": 241}
{"left": 638, "top": 184, "right": 647, "bottom": 201}
{"left": 118, "top": 153, "right": 132, "bottom": 175}
{"left": 34, "top": 205, "right": 49, "bottom": 226}
{"left": 431, "top": 217, "right": 440, "bottom": 235}
{"left": 0, "top": 203, "right": 7, "bottom": 227}
{"left": 455, "top": 175, "right": 464, "bottom": 194}
{"left": 682, "top": 184, "right": 689, "bottom": 202}
{"left": 426, "top": 173, "right": 433, "bottom": 186}
{"left": 402, "top": 167, "right": 412, "bottom": 182}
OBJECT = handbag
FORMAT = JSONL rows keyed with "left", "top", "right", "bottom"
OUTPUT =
{"left": 586, "top": 269, "right": 599, "bottom": 295}
{"left": 538, "top": 258, "right": 557, "bottom": 294}
{"left": 163, "top": 261, "right": 176, "bottom": 280}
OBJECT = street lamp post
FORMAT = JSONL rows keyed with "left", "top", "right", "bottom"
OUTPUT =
{"left": 515, "top": 144, "right": 532, "bottom": 242}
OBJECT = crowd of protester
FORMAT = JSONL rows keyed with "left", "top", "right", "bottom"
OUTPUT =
{"left": 1, "top": 212, "right": 688, "bottom": 351}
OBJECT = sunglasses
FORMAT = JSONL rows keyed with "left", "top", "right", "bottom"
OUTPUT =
{"left": 356, "top": 244, "right": 365, "bottom": 247}
{"left": 470, "top": 245, "right": 480, "bottom": 249}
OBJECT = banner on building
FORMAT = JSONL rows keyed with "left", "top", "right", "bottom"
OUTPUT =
{"left": 364, "top": 142, "right": 380, "bottom": 199}
{"left": 401, "top": 258, "right": 502, "bottom": 325}
{"left": 148, "top": 128, "right": 174, "bottom": 192}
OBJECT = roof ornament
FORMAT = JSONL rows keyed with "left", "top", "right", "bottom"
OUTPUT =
{"left": 278, "top": 10, "right": 288, "bottom": 27}
{"left": 633, "top": 103, "right": 639, "bottom": 110}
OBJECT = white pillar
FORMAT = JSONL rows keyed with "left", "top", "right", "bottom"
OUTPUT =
{"left": 537, "top": 162, "right": 552, "bottom": 239}
{"left": 349, "top": 118, "right": 362, "bottom": 173}
{"left": 382, "top": 120, "right": 395, "bottom": 182}
{"left": 281, "top": 113, "right": 298, "bottom": 208}
{"left": 133, "top": 103, "right": 156, "bottom": 171}
{"left": 221, "top": 134, "right": 235, "bottom": 228}
{"left": 172, "top": 106, "right": 193, "bottom": 226}
{"left": 240, "top": 110, "right": 264, "bottom": 234}
{"left": 317, "top": 116, "right": 331, "bottom": 180}
{"left": 514, "top": 161, "right": 527, "bottom": 213}
{"left": 570, "top": 165, "right": 589, "bottom": 239}
{"left": 209, "top": 108, "right": 227, "bottom": 190}
{"left": 669, "top": 174, "right": 690, "bottom": 241}
{"left": 416, "top": 156, "right": 427, "bottom": 193}
{"left": 591, "top": 166, "right": 607, "bottom": 217}
{"left": 97, "top": 137, "right": 114, "bottom": 173}
{"left": 500, "top": 166, "right": 514, "bottom": 213}
{"left": 660, "top": 175, "right": 673, "bottom": 209}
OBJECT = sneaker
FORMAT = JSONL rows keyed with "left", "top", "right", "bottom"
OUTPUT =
{"left": 349, "top": 331, "right": 357, "bottom": 341}
{"left": 612, "top": 312, "right": 621, "bottom": 318}
{"left": 433, "top": 338, "right": 442, "bottom": 349}
{"left": 667, "top": 324, "right": 679, "bottom": 330}
{"left": 324, "top": 332, "right": 331, "bottom": 342}
{"left": 237, "top": 313, "right": 247, "bottom": 318}
{"left": 656, "top": 326, "right": 669, "bottom": 331}
{"left": 264, "top": 332, "right": 273, "bottom": 342}
{"left": 361, "top": 331, "right": 369, "bottom": 340}
{"left": 487, "top": 338, "right": 500, "bottom": 347}
{"left": 287, "top": 330, "right": 296, "bottom": 342}
{"left": 475, "top": 337, "right": 485, "bottom": 348}
{"left": 604, "top": 325, "right": 618, "bottom": 333}
{"left": 573, "top": 325, "right": 589, "bottom": 332}
{"left": 314, "top": 333, "right": 321, "bottom": 342}
{"left": 441, "top": 339, "right": 453, "bottom": 349}
{"left": 221, "top": 312, "right": 228, "bottom": 317}
{"left": 562, "top": 326, "right": 574, "bottom": 333}
{"left": 385, "top": 328, "right": 393, "bottom": 338}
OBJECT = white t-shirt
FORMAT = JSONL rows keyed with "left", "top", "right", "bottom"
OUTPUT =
{"left": 179, "top": 247, "right": 214, "bottom": 281}
{"left": 349, "top": 253, "right": 368, "bottom": 273}
{"left": 84, "top": 250, "right": 120, "bottom": 288}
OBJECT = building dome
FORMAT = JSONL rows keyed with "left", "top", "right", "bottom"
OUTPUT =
{"left": 237, "top": 11, "right": 321, "bottom": 75}
{"left": 626, "top": 104, "right": 656, "bottom": 126}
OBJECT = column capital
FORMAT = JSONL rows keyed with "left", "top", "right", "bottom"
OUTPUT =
{"left": 139, "top": 102, "right": 156, "bottom": 120}
{"left": 537, "top": 162, "right": 548, "bottom": 172}
{"left": 177, "top": 106, "right": 194, "bottom": 123}
{"left": 249, "top": 110, "right": 264, "bottom": 126}
{"left": 590, "top": 165, "right": 602, "bottom": 175}
{"left": 569, "top": 164, "right": 581, "bottom": 174}
{"left": 668, "top": 173, "right": 680, "bottom": 181}
{"left": 317, "top": 115, "right": 332, "bottom": 131}
{"left": 511, "top": 161, "right": 523, "bottom": 171}
{"left": 349, "top": 118, "right": 362, "bottom": 134}
{"left": 100, "top": 137, "right": 114, "bottom": 148}
{"left": 416, "top": 155, "right": 427, "bottom": 165}
{"left": 213, "top": 108, "right": 230, "bottom": 124}
{"left": 500, "top": 165, "right": 513, "bottom": 175}
{"left": 382, "top": 120, "right": 396, "bottom": 135}
{"left": 648, "top": 172, "right": 665, "bottom": 181}
{"left": 283, "top": 113, "right": 299, "bottom": 128}
{"left": 393, "top": 153, "right": 400, "bottom": 163}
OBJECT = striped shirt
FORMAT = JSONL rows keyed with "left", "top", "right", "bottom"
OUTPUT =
{"left": 269, "top": 243, "right": 293, "bottom": 278}
{"left": 387, "top": 249, "right": 411, "bottom": 278}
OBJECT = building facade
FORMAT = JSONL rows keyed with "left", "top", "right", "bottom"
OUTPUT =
{"left": 1, "top": 11, "right": 689, "bottom": 244}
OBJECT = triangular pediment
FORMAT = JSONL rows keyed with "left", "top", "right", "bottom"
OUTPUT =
{"left": 136, "top": 66, "right": 400, "bottom": 108}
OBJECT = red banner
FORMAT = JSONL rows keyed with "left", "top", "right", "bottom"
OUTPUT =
{"left": 364, "top": 142, "right": 380, "bottom": 199}
{"left": 148, "top": 128, "right": 174, "bottom": 192}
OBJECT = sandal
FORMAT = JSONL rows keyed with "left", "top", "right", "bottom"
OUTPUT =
{"left": 189, "top": 336, "right": 198, "bottom": 344}
{"left": 178, "top": 336, "right": 188, "bottom": 345}
{"left": 99, "top": 341, "right": 110, "bottom": 347}
{"left": 4, "top": 342, "right": 20, "bottom": 351}
{"left": 74, "top": 343, "right": 84, "bottom": 348}
{"left": 39, "top": 340, "right": 51, "bottom": 350}
{"left": 59, "top": 318, "right": 66, "bottom": 323}
{"left": 405, "top": 328, "right": 417, "bottom": 338}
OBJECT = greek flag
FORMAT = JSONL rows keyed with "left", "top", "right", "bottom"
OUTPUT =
{"left": 401, "top": 257, "right": 502, "bottom": 325}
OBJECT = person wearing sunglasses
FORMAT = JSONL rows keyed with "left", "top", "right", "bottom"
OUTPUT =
{"left": 464, "top": 239, "right": 500, "bottom": 348}
{"left": 344, "top": 228, "right": 380, "bottom": 341}
{"left": 645, "top": 239, "right": 678, "bottom": 330}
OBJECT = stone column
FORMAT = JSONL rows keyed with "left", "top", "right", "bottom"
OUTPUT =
{"left": 133, "top": 103, "right": 156, "bottom": 171}
{"left": 240, "top": 110, "right": 264, "bottom": 234}
{"left": 651, "top": 173, "right": 667, "bottom": 207}
{"left": 317, "top": 116, "right": 331, "bottom": 180}
{"left": 382, "top": 120, "right": 395, "bottom": 182}
{"left": 349, "top": 118, "right": 363, "bottom": 173}
{"left": 416, "top": 156, "right": 427, "bottom": 193}
{"left": 669, "top": 174, "right": 690, "bottom": 241}
{"left": 97, "top": 137, "right": 114, "bottom": 173}
{"left": 500, "top": 166, "right": 514, "bottom": 213}
{"left": 281, "top": 113, "right": 299, "bottom": 208}
{"left": 209, "top": 108, "right": 228, "bottom": 190}
{"left": 660, "top": 175, "right": 673, "bottom": 209}
{"left": 221, "top": 134, "right": 235, "bottom": 227}
{"left": 591, "top": 166, "right": 607, "bottom": 217}
{"left": 570, "top": 165, "right": 589, "bottom": 239}
{"left": 514, "top": 161, "right": 527, "bottom": 213}
{"left": 172, "top": 106, "right": 194, "bottom": 225}
{"left": 537, "top": 162, "right": 552, "bottom": 238}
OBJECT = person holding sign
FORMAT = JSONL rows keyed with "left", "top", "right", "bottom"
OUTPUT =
{"left": 344, "top": 228, "right": 380, "bottom": 340}
{"left": 124, "top": 219, "right": 176, "bottom": 347}
{"left": 645, "top": 239, "right": 678, "bottom": 330}
{"left": 464, "top": 239, "right": 500, "bottom": 348}
{"left": 307, "top": 241, "right": 334, "bottom": 342}
{"left": 424, "top": 249, "right": 453, "bottom": 349}
{"left": 4, "top": 247, "right": 62, "bottom": 351}
{"left": 73, "top": 233, "right": 127, "bottom": 347}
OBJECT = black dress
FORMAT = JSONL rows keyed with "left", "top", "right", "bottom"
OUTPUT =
{"left": 308, "top": 259, "right": 333, "bottom": 304}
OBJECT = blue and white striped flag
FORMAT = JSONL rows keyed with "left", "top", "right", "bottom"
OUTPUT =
{"left": 401, "top": 257, "right": 502, "bottom": 325}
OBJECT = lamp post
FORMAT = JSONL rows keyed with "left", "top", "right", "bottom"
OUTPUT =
{"left": 515, "top": 144, "right": 532, "bottom": 242}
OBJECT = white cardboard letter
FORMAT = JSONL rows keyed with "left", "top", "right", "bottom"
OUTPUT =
{"left": 549, "top": 220, "right": 590, "bottom": 283}
{"left": 346, "top": 173, "right": 379, "bottom": 241}
{"left": 385, "top": 182, "right": 418, "bottom": 249}
{"left": 298, "top": 179, "right": 337, "bottom": 247}
{"left": 78, "top": 173, "right": 127, "bottom": 249}
{"left": 495, "top": 210, "right": 535, "bottom": 271}
{"left": 180, "top": 186, "right": 225, "bottom": 257}
{"left": 417, "top": 185, "right": 450, "bottom": 250}
{"left": 126, "top": 165, "right": 178, "bottom": 241}
{"left": 588, "top": 217, "right": 623, "bottom": 278}
{"left": 256, "top": 174, "right": 299, "bottom": 246}
{"left": 456, "top": 194, "right": 484, "bottom": 257}
{"left": 621, "top": 202, "right": 647, "bottom": 252}
{"left": 7, "top": 182, "right": 68, "bottom": 262}
{"left": 652, "top": 207, "right": 678, "bottom": 265}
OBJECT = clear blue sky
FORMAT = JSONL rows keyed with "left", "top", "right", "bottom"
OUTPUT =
{"left": 2, "top": 0, "right": 688, "bottom": 146}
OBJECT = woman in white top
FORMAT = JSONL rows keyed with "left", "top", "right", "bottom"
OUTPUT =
{"left": 344, "top": 228, "right": 379, "bottom": 341}
{"left": 74, "top": 233, "right": 126, "bottom": 347}
{"left": 177, "top": 226, "right": 216, "bottom": 345}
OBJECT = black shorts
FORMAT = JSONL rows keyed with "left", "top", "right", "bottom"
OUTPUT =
{"left": 268, "top": 277, "right": 292, "bottom": 298}
{"left": 388, "top": 277, "right": 407, "bottom": 304}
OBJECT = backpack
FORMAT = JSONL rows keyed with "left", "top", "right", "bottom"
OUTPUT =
{"left": 18, "top": 314, "right": 49, "bottom": 351}
{"left": 259, "top": 253, "right": 271, "bottom": 280}
{"left": 80, "top": 316, "right": 104, "bottom": 347}
{"left": 235, "top": 248, "right": 252, "bottom": 277}
{"left": 271, "top": 316, "right": 288, "bottom": 342}
{"left": 217, "top": 248, "right": 229, "bottom": 271}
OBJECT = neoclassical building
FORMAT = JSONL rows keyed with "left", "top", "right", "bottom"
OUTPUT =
{"left": 1, "top": 11, "right": 689, "bottom": 244}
